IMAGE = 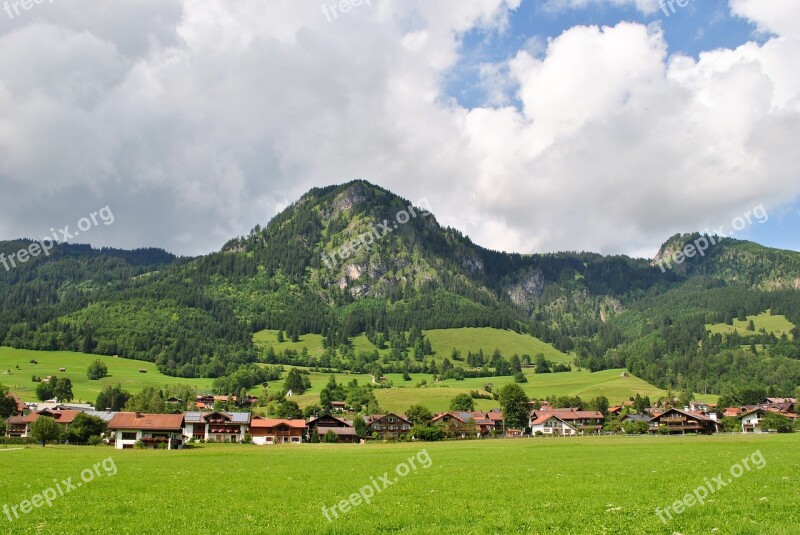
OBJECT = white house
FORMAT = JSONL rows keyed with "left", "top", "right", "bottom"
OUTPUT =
{"left": 530, "top": 414, "right": 577, "bottom": 436}
{"left": 107, "top": 412, "right": 185, "bottom": 449}
{"left": 740, "top": 408, "right": 768, "bottom": 434}
{"left": 183, "top": 411, "right": 251, "bottom": 443}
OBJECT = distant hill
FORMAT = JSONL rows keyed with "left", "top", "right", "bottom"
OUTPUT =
{"left": 1, "top": 180, "right": 798, "bottom": 399}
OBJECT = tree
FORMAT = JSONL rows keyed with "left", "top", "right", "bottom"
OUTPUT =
{"left": 310, "top": 428, "right": 320, "bottom": 443}
{"left": 66, "top": 413, "right": 107, "bottom": 444}
{"left": 31, "top": 416, "right": 63, "bottom": 446}
{"left": 354, "top": 415, "right": 367, "bottom": 437}
{"left": 720, "top": 416, "right": 741, "bottom": 433}
{"left": 274, "top": 399, "right": 302, "bottom": 419}
{"left": 590, "top": 396, "right": 609, "bottom": 415}
{"left": 284, "top": 368, "right": 310, "bottom": 395}
{"left": 412, "top": 425, "right": 444, "bottom": 441}
{"left": 622, "top": 420, "right": 649, "bottom": 435}
{"left": 513, "top": 371, "right": 528, "bottom": 383}
{"left": 449, "top": 393, "right": 474, "bottom": 412}
{"left": 303, "top": 405, "right": 323, "bottom": 419}
{"left": 406, "top": 405, "right": 434, "bottom": 426}
{"left": 36, "top": 381, "right": 54, "bottom": 401}
{"left": 323, "top": 430, "right": 338, "bottom": 443}
{"left": 499, "top": 383, "right": 529, "bottom": 430}
{"left": 0, "top": 384, "right": 17, "bottom": 419}
{"left": 759, "top": 412, "right": 793, "bottom": 433}
{"left": 534, "top": 354, "right": 551, "bottom": 374}
{"left": 87, "top": 359, "right": 109, "bottom": 380}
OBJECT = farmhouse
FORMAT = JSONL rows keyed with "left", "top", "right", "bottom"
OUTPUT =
{"left": 183, "top": 411, "right": 251, "bottom": 443}
{"left": 648, "top": 408, "right": 718, "bottom": 434}
{"left": 433, "top": 412, "right": 494, "bottom": 436}
{"left": 248, "top": 417, "right": 306, "bottom": 445}
{"left": 307, "top": 414, "right": 356, "bottom": 443}
{"left": 366, "top": 413, "right": 412, "bottom": 440}
{"left": 107, "top": 412, "right": 185, "bottom": 449}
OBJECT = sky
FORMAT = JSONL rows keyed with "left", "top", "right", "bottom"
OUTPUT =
{"left": 0, "top": 0, "right": 798, "bottom": 259}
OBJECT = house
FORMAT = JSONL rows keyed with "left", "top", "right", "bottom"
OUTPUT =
{"left": 648, "top": 408, "right": 718, "bottom": 434}
{"left": 723, "top": 407, "right": 743, "bottom": 418}
{"left": 608, "top": 406, "right": 623, "bottom": 417}
{"left": 306, "top": 414, "right": 356, "bottom": 443}
{"left": 487, "top": 410, "right": 504, "bottom": 432}
{"left": 740, "top": 408, "right": 769, "bottom": 434}
{"left": 689, "top": 401, "right": 712, "bottom": 413}
{"left": 529, "top": 408, "right": 605, "bottom": 434}
{"left": 331, "top": 401, "right": 347, "bottom": 412}
{"left": 366, "top": 413, "right": 412, "bottom": 440}
{"left": 5, "top": 409, "right": 81, "bottom": 438}
{"left": 433, "top": 412, "right": 494, "bottom": 436}
{"left": 249, "top": 417, "right": 306, "bottom": 445}
{"left": 530, "top": 413, "right": 577, "bottom": 436}
{"left": 620, "top": 414, "right": 650, "bottom": 424}
{"left": 183, "top": 411, "right": 251, "bottom": 443}
{"left": 108, "top": 412, "right": 184, "bottom": 449}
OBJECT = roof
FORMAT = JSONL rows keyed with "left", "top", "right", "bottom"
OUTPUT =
{"left": 651, "top": 408, "right": 714, "bottom": 422}
{"left": 108, "top": 412, "right": 184, "bottom": 431}
{"left": 317, "top": 426, "right": 357, "bottom": 436}
{"left": 531, "top": 409, "right": 604, "bottom": 420}
{"left": 184, "top": 411, "right": 251, "bottom": 424}
{"left": 365, "top": 413, "right": 411, "bottom": 425}
{"left": 307, "top": 414, "right": 353, "bottom": 427}
{"left": 249, "top": 418, "right": 306, "bottom": 429}
{"left": 84, "top": 411, "right": 117, "bottom": 422}
{"left": 9, "top": 392, "right": 26, "bottom": 414}
{"left": 723, "top": 407, "right": 742, "bottom": 417}
{"left": 22, "top": 410, "right": 82, "bottom": 425}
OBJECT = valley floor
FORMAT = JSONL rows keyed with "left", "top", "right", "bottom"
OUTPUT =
{"left": 1, "top": 434, "right": 798, "bottom": 534}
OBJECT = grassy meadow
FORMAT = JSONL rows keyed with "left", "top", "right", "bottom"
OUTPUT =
{"left": 254, "top": 327, "right": 571, "bottom": 364}
{"left": 1, "top": 435, "right": 798, "bottom": 534}
{"left": 706, "top": 310, "right": 795, "bottom": 339}
{"left": 0, "top": 347, "right": 215, "bottom": 404}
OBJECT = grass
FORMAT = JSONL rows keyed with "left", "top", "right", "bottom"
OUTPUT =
{"left": 0, "top": 347, "right": 215, "bottom": 404}
{"left": 706, "top": 310, "right": 795, "bottom": 340}
{"left": 0, "top": 435, "right": 797, "bottom": 534}
{"left": 253, "top": 327, "right": 571, "bottom": 364}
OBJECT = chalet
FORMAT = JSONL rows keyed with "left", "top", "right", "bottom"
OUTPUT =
{"left": 331, "top": 401, "right": 347, "bottom": 412}
{"left": 108, "top": 412, "right": 184, "bottom": 449}
{"left": 530, "top": 413, "right": 577, "bottom": 436}
{"left": 529, "top": 408, "right": 604, "bottom": 434}
{"left": 183, "top": 411, "right": 251, "bottom": 443}
{"left": 249, "top": 417, "right": 306, "bottom": 445}
{"left": 689, "top": 401, "right": 712, "bottom": 413}
{"left": 306, "top": 415, "right": 356, "bottom": 443}
{"left": 433, "top": 412, "right": 494, "bottom": 436}
{"left": 366, "top": 413, "right": 412, "bottom": 440}
{"left": 608, "top": 406, "right": 623, "bottom": 417}
{"left": 648, "top": 408, "right": 718, "bottom": 434}
{"left": 5, "top": 409, "right": 81, "bottom": 438}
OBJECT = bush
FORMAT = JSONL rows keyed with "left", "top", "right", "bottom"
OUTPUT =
{"left": 88, "top": 435, "right": 103, "bottom": 447}
{"left": 622, "top": 421, "right": 650, "bottom": 435}
{"left": 87, "top": 359, "right": 109, "bottom": 380}
{"left": 0, "top": 437, "right": 37, "bottom": 445}
{"left": 323, "top": 430, "right": 339, "bottom": 444}
{"left": 134, "top": 440, "right": 146, "bottom": 449}
{"left": 412, "top": 425, "right": 445, "bottom": 441}
{"left": 242, "top": 433, "right": 253, "bottom": 444}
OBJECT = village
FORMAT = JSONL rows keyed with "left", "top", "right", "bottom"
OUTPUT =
{"left": 3, "top": 390, "right": 797, "bottom": 449}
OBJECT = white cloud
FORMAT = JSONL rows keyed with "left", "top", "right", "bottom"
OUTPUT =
{"left": 0, "top": 0, "right": 798, "bottom": 260}
{"left": 542, "top": 0, "right": 661, "bottom": 15}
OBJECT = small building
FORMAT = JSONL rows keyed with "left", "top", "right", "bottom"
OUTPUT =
{"left": 648, "top": 408, "right": 718, "bottom": 434}
{"left": 317, "top": 426, "right": 359, "bottom": 443}
{"left": 249, "top": 417, "right": 306, "bottom": 445}
{"left": 529, "top": 408, "right": 605, "bottom": 434}
{"left": 107, "top": 412, "right": 184, "bottom": 449}
{"left": 740, "top": 408, "right": 768, "bottom": 434}
{"left": 331, "top": 401, "right": 347, "bottom": 412}
{"left": 366, "top": 413, "right": 412, "bottom": 440}
{"left": 433, "top": 412, "right": 494, "bottom": 436}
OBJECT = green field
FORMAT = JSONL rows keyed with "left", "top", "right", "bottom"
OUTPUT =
{"left": 1, "top": 435, "right": 798, "bottom": 534}
{"left": 254, "top": 327, "right": 571, "bottom": 364}
{"left": 0, "top": 347, "right": 215, "bottom": 404}
{"left": 706, "top": 310, "right": 795, "bottom": 339}
{"left": 263, "top": 367, "right": 710, "bottom": 413}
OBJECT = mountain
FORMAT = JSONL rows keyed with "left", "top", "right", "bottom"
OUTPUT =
{"left": 1, "top": 180, "right": 798, "bottom": 398}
